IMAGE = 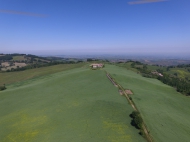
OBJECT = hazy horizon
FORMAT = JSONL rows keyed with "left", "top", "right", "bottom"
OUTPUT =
{"left": 1, "top": 50, "right": 190, "bottom": 60}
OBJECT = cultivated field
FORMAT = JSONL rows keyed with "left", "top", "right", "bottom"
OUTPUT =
{"left": 0, "top": 65, "right": 145, "bottom": 142}
{"left": 105, "top": 64, "right": 190, "bottom": 142}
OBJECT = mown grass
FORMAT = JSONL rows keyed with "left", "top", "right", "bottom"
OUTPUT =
{"left": 0, "top": 66, "right": 145, "bottom": 142}
{"left": 0, "top": 63, "right": 86, "bottom": 86}
{"left": 105, "top": 64, "right": 190, "bottom": 142}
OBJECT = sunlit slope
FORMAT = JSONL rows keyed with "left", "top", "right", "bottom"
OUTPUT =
{"left": 0, "top": 67, "right": 145, "bottom": 142}
{"left": 0, "top": 63, "right": 86, "bottom": 85}
{"left": 105, "top": 64, "right": 190, "bottom": 142}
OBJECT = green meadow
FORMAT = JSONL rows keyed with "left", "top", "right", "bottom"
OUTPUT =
{"left": 0, "top": 65, "right": 145, "bottom": 142}
{"left": 105, "top": 64, "right": 190, "bottom": 142}
{"left": 0, "top": 63, "right": 86, "bottom": 85}
{"left": 1, "top": 63, "right": 190, "bottom": 142}
{"left": 12, "top": 56, "right": 26, "bottom": 61}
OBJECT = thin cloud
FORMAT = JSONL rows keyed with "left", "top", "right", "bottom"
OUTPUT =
{"left": 0, "top": 9, "right": 48, "bottom": 17}
{"left": 128, "top": 0, "right": 167, "bottom": 5}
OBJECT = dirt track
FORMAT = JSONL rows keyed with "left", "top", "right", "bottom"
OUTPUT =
{"left": 119, "top": 84, "right": 153, "bottom": 142}
{"left": 107, "top": 73, "right": 153, "bottom": 142}
{"left": 106, "top": 74, "right": 117, "bottom": 87}
{"left": 119, "top": 85, "right": 153, "bottom": 142}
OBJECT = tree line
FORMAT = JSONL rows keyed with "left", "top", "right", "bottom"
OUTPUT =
{"left": 0, "top": 55, "right": 13, "bottom": 60}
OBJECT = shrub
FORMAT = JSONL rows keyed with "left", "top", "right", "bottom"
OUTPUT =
{"left": 0, "top": 85, "right": 6, "bottom": 91}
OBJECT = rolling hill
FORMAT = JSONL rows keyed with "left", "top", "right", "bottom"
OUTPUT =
{"left": 0, "top": 64, "right": 145, "bottom": 142}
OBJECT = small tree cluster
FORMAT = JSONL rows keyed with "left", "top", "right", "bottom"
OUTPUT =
{"left": 130, "top": 111, "right": 143, "bottom": 129}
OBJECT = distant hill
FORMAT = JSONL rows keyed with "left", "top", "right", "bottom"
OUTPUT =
{"left": 0, "top": 54, "right": 84, "bottom": 72}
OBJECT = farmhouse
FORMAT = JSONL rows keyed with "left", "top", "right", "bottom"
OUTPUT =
{"left": 90, "top": 63, "right": 104, "bottom": 68}
{"left": 151, "top": 71, "right": 163, "bottom": 77}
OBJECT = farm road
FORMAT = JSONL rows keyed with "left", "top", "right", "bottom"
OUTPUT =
{"left": 106, "top": 73, "right": 153, "bottom": 142}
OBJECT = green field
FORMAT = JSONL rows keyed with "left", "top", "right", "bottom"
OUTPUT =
{"left": 12, "top": 56, "right": 26, "bottom": 61}
{"left": 0, "top": 63, "right": 86, "bottom": 86}
{"left": 0, "top": 65, "right": 145, "bottom": 142}
{"left": 1, "top": 63, "right": 190, "bottom": 142}
{"left": 105, "top": 65, "right": 190, "bottom": 142}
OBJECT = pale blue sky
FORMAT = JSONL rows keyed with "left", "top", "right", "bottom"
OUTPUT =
{"left": 0, "top": 0, "right": 190, "bottom": 55}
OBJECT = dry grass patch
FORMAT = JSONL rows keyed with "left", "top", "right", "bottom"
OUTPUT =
{"left": 14, "top": 62, "right": 27, "bottom": 67}
{"left": 1, "top": 62, "right": 10, "bottom": 67}
{"left": 119, "top": 90, "right": 123, "bottom": 95}
{"left": 1, "top": 62, "right": 27, "bottom": 71}
{"left": 125, "top": 90, "right": 133, "bottom": 95}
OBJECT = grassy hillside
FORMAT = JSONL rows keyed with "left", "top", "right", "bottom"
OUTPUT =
{"left": 118, "top": 62, "right": 190, "bottom": 80}
{"left": 0, "top": 63, "right": 86, "bottom": 86}
{"left": 0, "top": 66, "right": 145, "bottom": 142}
{"left": 117, "top": 62, "right": 190, "bottom": 95}
{"left": 105, "top": 64, "right": 190, "bottom": 142}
